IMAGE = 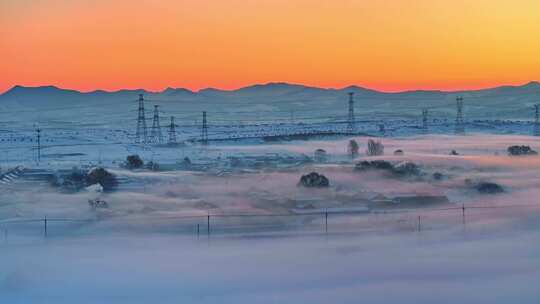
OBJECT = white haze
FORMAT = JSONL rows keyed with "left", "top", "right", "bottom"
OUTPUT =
{"left": 2, "top": 134, "right": 540, "bottom": 303}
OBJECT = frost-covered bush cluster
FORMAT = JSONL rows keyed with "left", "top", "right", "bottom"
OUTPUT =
{"left": 87, "top": 167, "right": 118, "bottom": 191}
{"left": 125, "top": 154, "right": 144, "bottom": 169}
{"left": 50, "top": 167, "right": 118, "bottom": 192}
{"left": 475, "top": 182, "right": 504, "bottom": 194}
{"left": 507, "top": 145, "right": 538, "bottom": 156}
{"left": 355, "top": 160, "right": 394, "bottom": 171}
{"left": 355, "top": 160, "right": 420, "bottom": 177}
{"left": 298, "top": 172, "right": 330, "bottom": 188}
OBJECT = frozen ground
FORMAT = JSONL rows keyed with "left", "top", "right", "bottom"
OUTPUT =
{"left": 2, "top": 134, "right": 540, "bottom": 302}
{"left": 0, "top": 119, "right": 538, "bottom": 169}
{"left": 3, "top": 74, "right": 540, "bottom": 303}
{"left": 1, "top": 82, "right": 540, "bottom": 168}
{"left": 3, "top": 134, "right": 540, "bottom": 220}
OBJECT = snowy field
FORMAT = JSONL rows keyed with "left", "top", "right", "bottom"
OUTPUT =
{"left": 2, "top": 134, "right": 540, "bottom": 302}
{"left": 2, "top": 82, "right": 540, "bottom": 169}
{"left": 0, "top": 119, "right": 538, "bottom": 169}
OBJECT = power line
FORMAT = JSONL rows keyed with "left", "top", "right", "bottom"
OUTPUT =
{"left": 1, "top": 203, "right": 536, "bottom": 225}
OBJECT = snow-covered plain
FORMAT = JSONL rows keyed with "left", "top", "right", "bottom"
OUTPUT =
{"left": 1, "top": 81, "right": 540, "bottom": 168}
{"left": 2, "top": 83, "right": 540, "bottom": 302}
{"left": 2, "top": 134, "right": 540, "bottom": 303}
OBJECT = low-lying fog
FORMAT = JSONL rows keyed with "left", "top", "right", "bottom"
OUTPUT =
{"left": 2, "top": 225, "right": 540, "bottom": 303}
{"left": 3, "top": 134, "right": 540, "bottom": 220}
{"left": 2, "top": 134, "right": 540, "bottom": 303}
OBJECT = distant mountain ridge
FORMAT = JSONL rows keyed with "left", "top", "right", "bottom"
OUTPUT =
{"left": 2, "top": 81, "right": 540, "bottom": 121}
{"left": 3, "top": 81, "right": 539, "bottom": 100}
{"left": 0, "top": 81, "right": 540, "bottom": 122}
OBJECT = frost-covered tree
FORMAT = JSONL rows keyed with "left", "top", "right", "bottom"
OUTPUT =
{"left": 348, "top": 139, "right": 359, "bottom": 159}
{"left": 126, "top": 154, "right": 144, "bottom": 169}
{"left": 366, "top": 139, "right": 384, "bottom": 156}
{"left": 86, "top": 167, "right": 118, "bottom": 191}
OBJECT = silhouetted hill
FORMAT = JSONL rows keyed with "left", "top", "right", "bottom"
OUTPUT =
{"left": 2, "top": 82, "right": 539, "bottom": 120}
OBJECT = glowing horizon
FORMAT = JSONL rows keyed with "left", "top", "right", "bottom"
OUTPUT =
{"left": 1, "top": 0, "right": 539, "bottom": 94}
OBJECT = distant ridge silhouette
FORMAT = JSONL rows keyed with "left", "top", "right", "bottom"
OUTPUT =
{"left": 3, "top": 81, "right": 540, "bottom": 99}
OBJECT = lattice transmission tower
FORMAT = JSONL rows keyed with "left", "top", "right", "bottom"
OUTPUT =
{"left": 168, "top": 116, "right": 177, "bottom": 145}
{"left": 34, "top": 124, "right": 41, "bottom": 163}
{"left": 150, "top": 105, "right": 163, "bottom": 144}
{"left": 534, "top": 104, "right": 540, "bottom": 136}
{"left": 422, "top": 109, "right": 429, "bottom": 134}
{"left": 201, "top": 111, "right": 208, "bottom": 145}
{"left": 454, "top": 97, "right": 465, "bottom": 135}
{"left": 346, "top": 92, "right": 355, "bottom": 133}
{"left": 135, "top": 94, "right": 148, "bottom": 144}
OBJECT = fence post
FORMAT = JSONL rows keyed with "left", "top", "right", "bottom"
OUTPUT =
{"left": 197, "top": 224, "right": 200, "bottom": 239}
{"left": 207, "top": 214, "right": 210, "bottom": 237}
{"left": 462, "top": 204, "right": 466, "bottom": 224}
{"left": 44, "top": 217, "right": 48, "bottom": 238}
{"left": 417, "top": 215, "right": 421, "bottom": 232}
{"left": 325, "top": 209, "right": 328, "bottom": 234}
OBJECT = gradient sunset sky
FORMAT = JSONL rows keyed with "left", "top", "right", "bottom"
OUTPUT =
{"left": 1, "top": 0, "right": 539, "bottom": 93}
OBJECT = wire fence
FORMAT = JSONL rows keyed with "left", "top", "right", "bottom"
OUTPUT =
{"left": 1, "top": 203, "right": 538, "bottom": 241}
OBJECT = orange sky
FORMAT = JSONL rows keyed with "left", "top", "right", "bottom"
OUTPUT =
{"left": 1, "top": 0, "right": 540, "bottom": 93}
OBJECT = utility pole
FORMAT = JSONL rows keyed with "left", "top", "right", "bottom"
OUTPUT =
{"left": 150, "top": 105, "right": 163, "bottom": 144}
{"left": 454, "top": 97, "right": 465, "bottom": 135}
{"left": 168, "top": 116, "right": 177, "bottom": 145}
{"left": 35, "top": 125, "right": 42, "bottom": 164}
{"left": 462, "top": 204, "right": 466, "bottom": 225}
{"left": 44, "top": 217, "right": 47, "bottom": 238}
{"left": 207, "top": 213, "right": 210, "bottom": 237}
{"left": 347, "top": 92, "right": 355, "bottom": 134}
{"left": 325, "top": 209, "right": 328, "bottom": 234}
{"left": 201, "top": 111, "right": 208, "bottom": 145}
{"left": 136, "top": 94, "right": 147, "bottom": 144}
{"left": 534, "top": 104, "right": 540, "bottom": 136}
{"left": 422, "top": 108, "right": 428, "bottom": 134}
